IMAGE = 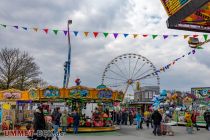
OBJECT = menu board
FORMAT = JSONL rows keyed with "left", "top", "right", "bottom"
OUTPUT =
{"left": 160, "top": 0, "right": 191, "bottom": 16}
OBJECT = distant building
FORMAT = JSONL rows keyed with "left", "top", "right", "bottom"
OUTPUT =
{"left": 129, "top": 86, "right": 160, "bottom": 112}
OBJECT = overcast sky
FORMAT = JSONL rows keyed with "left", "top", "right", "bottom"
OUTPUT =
{"left": 0, "top": 0, "right": 210, "bottom": 92}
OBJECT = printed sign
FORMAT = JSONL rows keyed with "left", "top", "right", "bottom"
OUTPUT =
{"left": 191, "top": 87, "right": 210, "bottom": 97}
{"left": 44, "top": 88, "right": 59, "bottom": 98}
{"left": 70, "top": 89, "right": 89, "bottom": 98}
{"left": 98, "top": 90, "right": 113, "bottom": 99}
{"left": 3, "top": 92, "right": 21, "bottom": 99}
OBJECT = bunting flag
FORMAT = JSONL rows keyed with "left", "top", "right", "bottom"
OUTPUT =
{"left": 163, "top": 35, "right": 168, "bottom": 39}
{"left": 22, "top": 27, "right": 27, "bottom": 30}
{"left": 1, "top": 24, "right": 6, "bottom": 28}
{"left": 0, "top": 23, "right": 209, "bottom": 41}
{"left": 103, "top": 32, "right": 109, "bottom": 38}
{"left": 184, "top": 35, "right": 189, "bottom": 39}
{"left": 53, "top": 30, "right": 58, "bottom": 35}
{"left": 113, "top": 33, "right": 118, "bottom": 39}
{"left": 152, "top": 35, "right": 158, "bottom": 39}
{"left": 93, "top": 32, "right": 99, "bottom": 38}
{"left": 143, "top": 34, "right": 148, "bottom": 37}
{"left": 13, "top": 26, "right": 18, "bottom": 29}
{"left": 33, "top": 28, "right": 38, "bottom": 32}
{"left": 124, "top": 34, "right": 129, "bottom": 38}
{"left": 84, "top": 32, "right": 89, "bottom": 37}
{"left": 43, "top": 29, "right": 48, "bottom": 34}
{"left": 63, "top": 30, "right": 68, "bottom": 36}
{"left": 133, "top": 34, "right": 138, "bottom": 38}
{"left": 203, "top": 34, "right": 208, "bottom": 41}
{"left": 193, "top": 35, "right": 198, "bottom": 38}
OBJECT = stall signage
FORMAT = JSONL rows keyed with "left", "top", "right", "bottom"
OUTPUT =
{"left": 44, "top": 89, "right": 59, "bottom": 98}
{"left": 29, "top": 89, "right": 38, "bottom": 100}
{"left": 70, "top": 89, "right": 89, "bottom": 98}
{"left": 161, "top": 0, "right": 191, "bottom": 16}
{"left": 3, "top": 92, "right": 21, "bottom": 99}
{"left": 98, "top": 90, "right": 112, "bottom": 99}
{"left": 191, "top": 87, "right": 210, "bottom": 97}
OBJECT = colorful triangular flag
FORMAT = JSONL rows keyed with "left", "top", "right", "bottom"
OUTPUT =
{"left": 93, "top": 32, "right": 99, "bottom": 38}
{"left": 184, "top": 35, "right": 189, "bottom": 39}
{"left": 203, "top": 34, "right": 208, "bottom": 41}
{"left": 103, "top": 32, "right": 109, "bottom": 38}
{"left": 123, "top": 34, "right": 129, "bottom": 38}
{"left": 152, "top": 35, "right": 158, "bottom": 39}
{"left": 163, "top": 35, "right": 168, "bottom": 39}
{"left": 13, "top": 26, "right": 18, "bottom": 29}
{"left": 113, "top": 33, "right": 118, "bottom": 39}
{"left": 143, "top": 34, "right": 148, "bottom": 37}
{"left": 33, "top": 28, "right": 38, "bottom": 32}
{"left": 63, "top": 30, "right": 68, "bottom": 36}
{"left": 193, "top": 35, "right": 198, "bottom": 38}
{"left": 73, "top": 31, "right": 79, "bottom": 36}
{"left": 22, "top": 27, "right": 27, "bottom": 30}
{"left": 1, "top": 24, "right": 6, "bottom": 28}
{"left": 84, "top": 32, "right": 89, "bottom": 37}
{"left": 43, "top": 29, "right": 48, "bottom": 34}
{"left": 173, "top": 35, "right": 179, "bottom": 37}
{"left": 53, "top": 30, "right": 58, "bottom": 35}
{"left": 192, "top": 49, "right": 196, "bottom": 54}
{"left": 133, "top": 34, "right": 138, "bottom": 38}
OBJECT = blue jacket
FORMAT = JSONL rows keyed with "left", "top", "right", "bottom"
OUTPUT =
{"left": 136, "top": 113, "right": 142, "bottom": 121}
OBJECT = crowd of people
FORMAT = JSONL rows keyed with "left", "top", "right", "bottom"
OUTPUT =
{"left": 110, "top": 108, "right": 210, "bottom": 136}
{"left": 32, "top": 106, "right": 80, "bottom": 140}
{"left": 31, "top": 106, "right": 210, "bottom": 139}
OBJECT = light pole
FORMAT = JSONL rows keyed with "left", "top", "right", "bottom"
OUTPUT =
{"left": 63, "top": 20, "right": 72, "bottom": 88}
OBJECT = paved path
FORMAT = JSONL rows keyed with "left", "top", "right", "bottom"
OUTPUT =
{"left": 0, "top": 125, "right": 209, "bottom": 140}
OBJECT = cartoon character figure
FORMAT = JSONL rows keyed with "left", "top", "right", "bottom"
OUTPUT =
{"left": 75, "top": 78, "right": 81, "bottom": 86}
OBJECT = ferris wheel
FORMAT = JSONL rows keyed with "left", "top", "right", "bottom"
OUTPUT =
{"left": 102, "top": 53, "right": 160, "bottom": 94}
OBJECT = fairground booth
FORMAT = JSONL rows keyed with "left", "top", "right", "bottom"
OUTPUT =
{"left": 0, "top": 85, "right": 124, "bottom": 132}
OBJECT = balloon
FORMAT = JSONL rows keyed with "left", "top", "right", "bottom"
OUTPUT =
{"left": 160, "top": 90, "right": 167, "bottom": 97}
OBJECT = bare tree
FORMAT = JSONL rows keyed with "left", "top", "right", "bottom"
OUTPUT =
{"left": 0, "top": 48, "right": 43, "bottom": 90}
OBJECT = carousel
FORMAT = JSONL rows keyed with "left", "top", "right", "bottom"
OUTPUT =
{"left": 0, "top": 82, "right": 124, "bottom": 133}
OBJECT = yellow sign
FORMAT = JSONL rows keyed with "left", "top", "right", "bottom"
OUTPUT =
{"left": 2, "top": 103, "right": 11, "bottom": 110}
{"left": 160, "top": 0, "right": 191, "bottom": 16}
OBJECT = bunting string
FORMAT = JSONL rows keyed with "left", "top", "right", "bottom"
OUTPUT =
{"left": 137, "top": 49, "right": 198, "bottom": 80}
{"left": 0, "top": 23, "right": 209, "bottom": 40}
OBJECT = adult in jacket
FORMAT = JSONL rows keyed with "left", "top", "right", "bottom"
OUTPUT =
{"left": 33, "top": 106, "right": 46, "bottom": 140}
{"left": 151, "top": 110, "right": 162, "bottom": 136}
{"left": 73, "top": 110, "right": 80, "bottom": 134}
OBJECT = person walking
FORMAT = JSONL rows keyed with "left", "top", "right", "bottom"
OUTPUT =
{"left": 144, "top": 110, "right": 150, "bottom": 128}
{"left": 135, "top": 111, "right": 142, "bottom": 130}
{"left": 52, "top": 107, "right": 61, "bottom": 140}
{"left": 151, "top": 110, "right": 162, "bottom": 136}
{"left": 204, "top": 109, "right": 210, "bottom": 131}
{"left": 129, "top": 111, "right": 134, "bottom": 125}
{"left": 33, "top": 106, "right": 46, "bottom": 140}
{"left": 73, "top": 110, "right": 80, "bottom": 134}
{"left": 191, "top": 110, "right": 200, "bottom": 131}
{"left": 60, "top": 110, "right": 68, "bottom": 133}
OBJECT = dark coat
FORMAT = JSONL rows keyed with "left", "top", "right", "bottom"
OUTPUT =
{"left": 204, "top": 111, "right": 210, "bottom": 124}
{"left": 52, "top": 112, "right": 61, "bottom": 126}
{"left": 33, "top": 111, "right": 45, "bottom": 132}
{"left": 73, "top": 113, "right": 80, "bottom": 126}
{"left": 151, "top": 111, "right": 162, "bottom": 125}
